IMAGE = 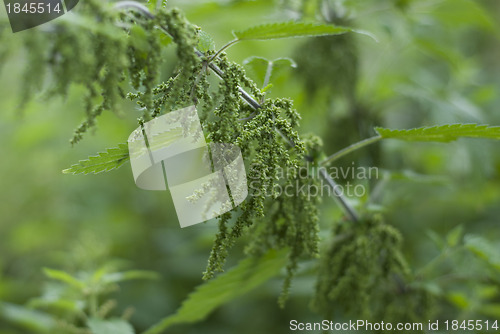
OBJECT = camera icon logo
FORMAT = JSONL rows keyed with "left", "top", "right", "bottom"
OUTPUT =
{"left": 4, "top": 0, "right": 79, "bottom": 33}
{"left": 128, "top": 106, "right": 248, "bottom": 228}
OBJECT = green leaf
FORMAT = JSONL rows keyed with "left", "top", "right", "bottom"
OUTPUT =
{"left": 447, "top": 292, "right": 470, "bottom": 309}
{"left": 129, "top": 25, "right": 151, "bottom": 52}
{"left": 243, "top": 57, "right": 269, "bottom": 86}
{"left": 480, "top": 303, "right": 500, "bottom": 318}
{"left": 430, "top": 0, "right": 496, "bottom": 32}
{"left": 414, "top": 38, "right": 463, "bottom": 69}
{"left": 0, "top": 302, "right": 56, "bottom": 333}
{"left": 58, "top": 13, "right": 125, "bottom": 42}
{"left": 198, "top": 30, "right": 215, "bottom": 53}
{"left": 446, "top": 225, "right": 464, "bottom": 248}
{"left": 243, "top": 56, "right": 296, "bottom": 88}
{"left": 144, "top": 249, "right": 288, "bottom": 334}
{"left": 426, "top": 229, "right": 445, "bottom": 250}
{"left": 63, "top": 143, "right": 130, "bottom": 175}
{"left": 271, "top": 58, "right": 298, "bottom": 77}
{"left": 375, "top": 124, "right": 500, "bottom": 142}
{"left": 464, "top": 235, "right": 500, "bottom": 271}
{"left": 102, "top": 270, "right": 160, "bottom": 284}
{"left": 43, "top": 268, "right": 86, "bottom": 290}
{"left": 88, "top": 318, "right": 135, "bottom": 334}
{"left": 233, "top": 21, "right": 351, "bottom": 41}
{"left": 28, "top": 298, "right": 84, "bottom": 315}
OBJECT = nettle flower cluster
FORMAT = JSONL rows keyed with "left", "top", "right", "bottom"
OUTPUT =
{"left": 125, "top": 6, "right": 321, "bottom": 302}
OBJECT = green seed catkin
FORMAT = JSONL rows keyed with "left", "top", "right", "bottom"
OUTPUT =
{"left": 312, "top": 215, "right": 435, "bottom": 330}
{"left": 127, "top": 8, "right": 318, "bottom": 302}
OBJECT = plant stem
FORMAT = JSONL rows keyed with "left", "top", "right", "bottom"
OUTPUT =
{"left": 89, "top": 291, "right": 98, "bottom": 318}
{"left": 113, "top": 1, "right": 360, "bottom": 223}
{"left": 319, "top": 168, "right": 359, "bottom": 222}
{"left": 208, "top": 39, "right": 239, "bottom": 63}
{"left": 262, "top": 61, "right": 273, "bottom": 89}
{"left": 320, "top": 135, "right": 382, "bottom": 166}
{"left": 114, "top": 1, "right": 154, "bottom": 19}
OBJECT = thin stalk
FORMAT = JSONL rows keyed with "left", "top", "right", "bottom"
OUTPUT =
{"left": 113, "top": 1, "right": 359, "bottom": 224}
{"left": 319, "top": 168, "right": 359, "bottom": 222}
{"left": 259, "top": 61, "right": 273, "bottom": 103}
{"left": 262, "top": 61, "right": 273, "bottom": 89}
{"left": 320, "top": 135, "right": 382, "bottom": 166}
{"left": 208, "top": 38, "right": 239, "bottom": 63}
{"left": 89, "top": 291, "right": 98, "bottom": 318}
{"left": 114, "top": 1, "right": 154, "bottom": 19}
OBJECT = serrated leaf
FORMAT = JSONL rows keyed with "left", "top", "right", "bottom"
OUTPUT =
{"left": 63, "top": 143, "right": 130, "bottom": 175}
{"left": 198, "top": 30, "right": 215, "bottom": 52}
{"left": 144, "top": 249, "right": 288, "bottom": 334}
{"left": 43, "top": 268, "right": 86, "bottom": 290}
{"left": 375, "top": 124, "right": 500, "bottom": 142}
{"left": 88, "top": 318, "right": 135, "bottom": 334}
{"left": 0, "top": 302, "right": 56, "bottom": 333}
{"left": 233, "top": 21, "right": 351, "bottom": 41}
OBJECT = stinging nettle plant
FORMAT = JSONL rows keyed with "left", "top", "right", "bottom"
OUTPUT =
{"left": 2, "top": 0, "right": 500, "bottom": 333}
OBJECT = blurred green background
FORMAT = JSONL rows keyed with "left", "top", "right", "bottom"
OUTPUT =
{"left": 1, "top": 0, "right": 500, "bottom": 333}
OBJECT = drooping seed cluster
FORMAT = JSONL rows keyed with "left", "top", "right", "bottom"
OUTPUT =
{"left": 126, "top": 8, "right": 321, "bottom": 302}
{"left": 312, "top": 215, "right": 434, "bottom": 325}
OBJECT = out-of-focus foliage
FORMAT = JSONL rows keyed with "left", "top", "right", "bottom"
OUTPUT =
{"left": 144, "top": 249, "right": 288, "bottom": 334}
{"left": 1, "top": 0, "right": 500, "bottom": 333}
{"left": 376, "top": 124, "right": 500, "bottom": 142}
